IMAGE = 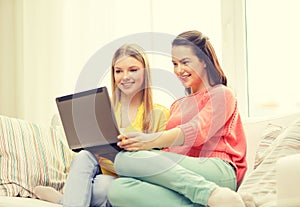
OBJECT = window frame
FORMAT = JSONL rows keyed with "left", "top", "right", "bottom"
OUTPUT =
{"left": 221, "top": 0, "right": 249, "bottom": 117}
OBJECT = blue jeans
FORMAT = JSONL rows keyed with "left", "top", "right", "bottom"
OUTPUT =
{"left": 60, "top": 150, "right": 115, "bottom": 207}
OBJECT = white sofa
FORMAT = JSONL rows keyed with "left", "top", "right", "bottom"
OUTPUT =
{"left": 1, "top": 112, "right": 300, "bottom": 207}
{"left": 239, "top": 112, "right": 300, "bottom": 206}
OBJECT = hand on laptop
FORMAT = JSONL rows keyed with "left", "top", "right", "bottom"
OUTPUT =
{"left": 117, "top": 132, "right": 161, "bottom": 151}
{"left": 117, "top": 128, "right": 183, "bottom": 152}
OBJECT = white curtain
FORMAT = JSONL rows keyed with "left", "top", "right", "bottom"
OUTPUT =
{"left": 0, "top": 0, "right": 21, "bottom": 120}
{"left": 0, "top": 0, "right": 224, "bottom": 125}
{"left": 1, "top": 0, "right": 117, "bottom": 124}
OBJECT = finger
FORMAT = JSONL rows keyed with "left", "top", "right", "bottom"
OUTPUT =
{"left": 117, "top": 138, "right": 135, "bottom": 148}
{"left": 117, "top": 134, "right": 127, "bottom": 141}
{"left": 118, "top": 139, "right": 140, "bottom": 149}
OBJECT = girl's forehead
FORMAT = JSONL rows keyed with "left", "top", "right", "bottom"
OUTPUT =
{"left": 171, "top": 45, "right": 195, "bottom": 59}
{"left": 115, "top": 56, "right": 140, "bottom": 66}
{"left": 115, "top": 55, "right": 131, "bottom": 62}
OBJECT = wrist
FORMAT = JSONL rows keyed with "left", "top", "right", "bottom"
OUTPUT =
{"left": 144, "top": 132, "right": 161, "bottom": 150}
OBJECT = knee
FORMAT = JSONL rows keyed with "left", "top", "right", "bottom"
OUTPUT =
{"left": 114, "top": 150, "right": 162, "bottom": 177}
{"left": 114, "top": 151, "right": 132, "bottom": 175}
{"left": 71, "top": 150, "right": 98, "bottom": 170}
{"left": 74, "top": 150, "right": 96, "bottom": 163}
{"left": 114, "top": 151, "right": 147, "bottom": 175}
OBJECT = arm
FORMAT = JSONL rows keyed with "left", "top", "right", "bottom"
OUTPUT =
{"left": 118, "top": 86, "right": 236, "bottom": 151}
{"left": 117, "top": 127, "right": 184, "bottom": 151}
{"left": 177, "top": 86, "right": 236, "bottom": 147}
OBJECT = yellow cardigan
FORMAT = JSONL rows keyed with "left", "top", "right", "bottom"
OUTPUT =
{"left": 114, "top": 102, "right": 170, "bottom": 133}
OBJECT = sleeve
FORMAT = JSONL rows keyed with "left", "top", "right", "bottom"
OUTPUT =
{"left": 152, "top": 104, "right": 170, "bottom": 132}
{"left": 179, "top": 86, "right": 236, "bottom": 147}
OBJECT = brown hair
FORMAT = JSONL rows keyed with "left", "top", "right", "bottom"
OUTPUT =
{"left": 111, "top": 44, "right": 154, "bottom": 132}
{"left": 172, "top": 30, "right": 227, "bottom": 87}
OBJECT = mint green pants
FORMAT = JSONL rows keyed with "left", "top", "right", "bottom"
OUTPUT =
{"left": 108, "top": 150, "right": 236, "bottom": 207}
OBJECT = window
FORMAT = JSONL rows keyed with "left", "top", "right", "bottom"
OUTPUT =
{"left": 246, "top": 0, "right": 300, "bottom": 117}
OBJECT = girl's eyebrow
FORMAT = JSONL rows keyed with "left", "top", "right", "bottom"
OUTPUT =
{"left": 129, "top": 65, "right": 140, "bottom": 68}
{"left": 180, "top": 57, "right": 190, "bottom": 62}
{"left": 173, "top": 57, "right": 190, "bottom": 61}
{"left": 172, "top": 56, "right": 189, "bottom": 61}
{"left": 114, "top": 66, "right": 140, "bottom": 70}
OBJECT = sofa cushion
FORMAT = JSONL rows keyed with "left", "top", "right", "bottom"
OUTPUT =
{"left": 0, "top": 196, "right": 62, "bottom": 207}
{"left": 238, "top": 118, "right": 300, "bottom": 206}
{"left": 0, "top": 115, "right": 75, "bottom": 197}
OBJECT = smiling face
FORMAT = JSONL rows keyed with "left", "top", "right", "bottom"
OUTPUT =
{"left": 172, "top": 45, "right": 207, "bottom": 93}
{"left": 113, "top": 55, "right": 145, "bottom": 97}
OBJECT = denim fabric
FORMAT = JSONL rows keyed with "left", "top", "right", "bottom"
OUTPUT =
{"left": 62, "top": 150, "right": 115, "bottom": 207}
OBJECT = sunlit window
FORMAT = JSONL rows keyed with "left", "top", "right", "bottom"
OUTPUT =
{"left": 246, "top": 0, "right": 300, "bottom": 117}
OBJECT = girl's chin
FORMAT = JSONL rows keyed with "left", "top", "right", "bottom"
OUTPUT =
{"left": 120, "top": 88, "right": 138, "bottom": 96}
{"left": 181, "top": 82, "right": 190, "bottom": 88}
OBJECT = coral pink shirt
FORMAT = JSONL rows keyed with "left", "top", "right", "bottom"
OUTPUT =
{"left": 164, "top": 84, "right": 247, "bottom": 185}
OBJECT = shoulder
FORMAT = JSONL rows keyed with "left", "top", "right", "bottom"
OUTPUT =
{"left": 209, "top": 84, "right": 236, "bottom": 100}
{"left": 153, "top": 103, "right": 170, "bottom": 116}
{"left": 209, "top": 85, "right": 237, "bottom": 116}
{"left": 153, "top": 103, "right": 170, "bottom": 113}
{"left": 153, "top": 103, "right": 169, "bottom": 111}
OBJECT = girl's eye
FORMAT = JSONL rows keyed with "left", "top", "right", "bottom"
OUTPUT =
{"left": 115, "top": 69, "right": 122, "bottom": 74}
{"left": 130, "top": 69, "right": 138, "bottom": 72}
{"left": 182, "top": 61, "right": 189, "bottom": 65}
{"left": 172, "top": 62, "right": 178, "bottom": 66}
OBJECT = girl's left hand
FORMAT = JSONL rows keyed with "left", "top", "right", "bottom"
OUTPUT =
{"left": 117, "top": 132, "right": 160, "bottom": 151}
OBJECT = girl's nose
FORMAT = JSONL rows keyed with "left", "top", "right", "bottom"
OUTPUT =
{"left": 122, "top": 70, "right": 130, "bottom": 80}
{"left": 175, "top": 64, "right": 184, "bottom": 74}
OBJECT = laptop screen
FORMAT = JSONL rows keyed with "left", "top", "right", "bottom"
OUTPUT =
{"left": 56, "top": 87, "right": 120, "bottom": 151}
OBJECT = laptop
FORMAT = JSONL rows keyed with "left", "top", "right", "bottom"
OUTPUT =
{"left": 56, "top": 86, "right": 121, "bottom": 161}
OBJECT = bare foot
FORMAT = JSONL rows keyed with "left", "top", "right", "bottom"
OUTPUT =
{"left": 34, "top": 186, "right": 63, "bottom": 204}
{"left": 207, "top": 187, "right": 246, "bottom": 207}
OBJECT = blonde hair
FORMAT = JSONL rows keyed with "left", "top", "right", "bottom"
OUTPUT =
{"left": 111, "top": 44, "right": 154, "bottom": 133}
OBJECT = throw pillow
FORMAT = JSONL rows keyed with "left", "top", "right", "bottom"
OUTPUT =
{"left": 254, "top": 123, "right": 284, "bottom": 169}
{"left": 0, "top": 115, "right": 75, "bottom": 197}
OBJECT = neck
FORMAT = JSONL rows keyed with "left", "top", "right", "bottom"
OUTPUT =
{"left": 119, "top": 91, "right": 143, "bottom": 128}
{"left": 191, "top": 72, "right": 212, "bottom": 93}
{"left": 191, "top": 81, "right": 211, "bottom": 94}
{"left": 120, "top": 91, "right": 143, "bottom": 108}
